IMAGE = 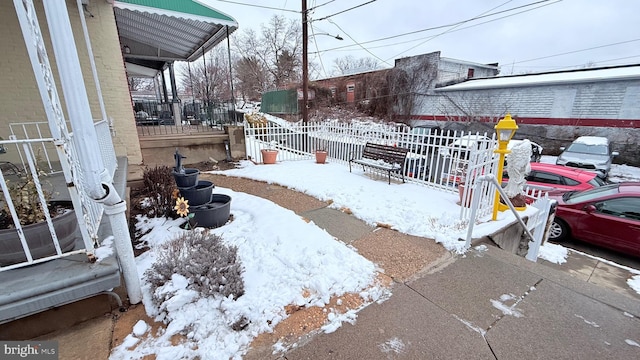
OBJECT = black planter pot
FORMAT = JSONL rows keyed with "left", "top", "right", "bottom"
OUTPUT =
{"left": 190, "top": 194, "right": 232, "bottom": 228}
{"left": 173, "top": 168, "right": 200, "bottom": 188}
{"left": 0, "top": 205, "right": 78, "bottom": 266}
{"left": 179, "top": 180, "right": 214, "bottom": 206}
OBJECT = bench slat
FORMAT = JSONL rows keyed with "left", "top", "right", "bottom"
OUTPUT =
{"left": 349, "top": 142, "right": 409, "bottom": 184}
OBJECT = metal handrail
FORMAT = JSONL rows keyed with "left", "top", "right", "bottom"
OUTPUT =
{"left": 464, "top": 174, "right": 536, "bottom": 249}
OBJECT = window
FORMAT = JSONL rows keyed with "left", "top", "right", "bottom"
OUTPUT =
{"left": 346, "top": 84, "right": 355, "bottom": 92}
{"left": 596, "top": 198, "right": 640, "bottom": 220}
{"left": 467, "top": 68, "right": 475, "bottom": 78}
{"left": 330, "top": 86, "right": 337, "bottom": 97}
{"left": 529, "top": 171, "right": 562, "bottom": 185}
{"left": 563, "top": 177, "right": 580, "bottom": 186}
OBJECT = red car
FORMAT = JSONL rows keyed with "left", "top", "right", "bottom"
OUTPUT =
{"left": 548, "top": 183, "right": 640, "bottom": 257}
{"left": 504, "top": 162, "right": 606, "bottom": 192}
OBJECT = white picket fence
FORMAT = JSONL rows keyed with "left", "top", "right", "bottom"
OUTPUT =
{"left": 244, "top": 119, "right": 503, "bottom": 221}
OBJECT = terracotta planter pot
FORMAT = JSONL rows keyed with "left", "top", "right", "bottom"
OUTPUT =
{"left": 261, "top": 149, "right": 278, "bottom": 164}
{"left": 315, "top": 150, "right": 328, "bottom": 164}
{"left": 458, "top": 183, "right": 473, "bottom": 207}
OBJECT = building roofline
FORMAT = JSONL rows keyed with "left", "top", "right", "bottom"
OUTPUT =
{"left": 435, "top": 63, "right": 640, "bottom": 91}
{"left": 439, "top": 57, "right": 499, "bottom": 70}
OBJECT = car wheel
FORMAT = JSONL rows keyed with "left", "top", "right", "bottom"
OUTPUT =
{"left": 549, "top": 218, "right": 569, "bottom": 242}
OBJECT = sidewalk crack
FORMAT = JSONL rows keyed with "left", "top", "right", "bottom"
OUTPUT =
{"left": 487, "top": 278, "right": 544, "bottom": 331}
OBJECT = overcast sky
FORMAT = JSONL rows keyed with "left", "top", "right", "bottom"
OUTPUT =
{"left": 202, "top": 0, "right": 640, "bottom": 77}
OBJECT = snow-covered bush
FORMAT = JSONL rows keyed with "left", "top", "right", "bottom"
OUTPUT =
{"left": 146, "top": 231, "right": 245, "bottom": 304}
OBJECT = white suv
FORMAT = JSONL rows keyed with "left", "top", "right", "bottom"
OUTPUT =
{"left": 556, "top": 136, "right": 618, "bottom": 178}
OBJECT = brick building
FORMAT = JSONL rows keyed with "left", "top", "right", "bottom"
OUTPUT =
{"left": 312, "top": 51, "right": 499, "bottom": 110}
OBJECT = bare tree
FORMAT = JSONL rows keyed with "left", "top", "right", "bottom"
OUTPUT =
{"left": 436, "top": 91, "right": 511, "bottom": 132}
{"left": 234, "top": 55, "right": 269, "bottom": 101}
{"left": 128, "top": 77, "right": 154, "bottom": 91}
{"left": 180, "top": 47, "right": 232, "bottom": 104}
{"left": 388, "top": 55, "right": 437, "bottom": 124}
{"left": 332, "top": 55, "right": 380, "bottom": 76}
{"left": 234, "top": 15, "right": 302, "bottom": 90}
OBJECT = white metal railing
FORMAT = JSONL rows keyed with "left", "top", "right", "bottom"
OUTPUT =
{"left": 0, "top": 121, "right": 116, "bottom": 271}
{"left": 0, "top": 138, "right": 85, "bottom": 271}
{"left": 244, "top": 120, "right": 500, "bottom": 222}
{"left": 464, "top": 175, "right": 555, "bottom": 260}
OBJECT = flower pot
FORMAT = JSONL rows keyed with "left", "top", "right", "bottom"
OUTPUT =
{"left": 173, "top": 168, "right": 200, "bottom": 188}
{"left": 458, "top": 183, "right": 473, "bottom": 207}
{"left": 190, "top": 194, "right": 232, "bottom": 228}
{"left": 0, "top": 204, "right": 78, "bottom": 266}
{"left": 261, "top": 149, "right": 278, "bottom": 164}
{"left": 315, "top": 150, "right": 328, "bottom": 164}
{"left": 179, "top": 180, "right": 214, "bottom": 206}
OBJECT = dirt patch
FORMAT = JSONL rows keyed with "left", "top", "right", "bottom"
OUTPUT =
{"left": 244, "top": 273, "right": 393, "bottom": 359}
{"left": 352, "top": 227, "right": 450, "bottom": 283}
{"left": 111, "top": 304, "right": 163, "bottom": 349}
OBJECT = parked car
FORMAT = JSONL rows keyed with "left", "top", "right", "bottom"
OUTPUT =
{"left": 439, "top": 134, "right": 493, "bottom": 159}
{"left": 556, "top": 136, "right": 618, "bottom": 178}
{"left": 506, "top": 139, "right": 543, "bottom": 163}
{"left": 504, "top": 163, "right": 607, "bottom": 192}
{"left": 547, "top": 183, "right": 640, "bottom": 257}
{"left": 399, "top": 125, "right": 441, "bottom": 154}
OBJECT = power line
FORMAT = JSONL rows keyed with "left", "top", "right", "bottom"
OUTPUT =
{"left": 314, "top": 0, "right": 378, "bottom": 22}
{"left": 311, "top": 0, "right": 337, "bottom": 11}
{"left": 526, "top": 54, "right": 640, "bottom": 73}
{"left": 511, "top": 38, "right": 640, "bottom": 64}
{"left": 309, "top": 26, "right": 329, "bottom": 78}
{"left": 326, "top": 18, "right": 392, "bottom": 66}
{"left": 212, "top": 0, "right": 299, "bottom": 13}
{"left": 387, "top": 0, "right": 560, "bottom": 61}
{"left": 313, "top": 0, "right": 557, "bottom": 54}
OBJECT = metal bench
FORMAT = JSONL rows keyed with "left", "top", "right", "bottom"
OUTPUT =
{"left": 349, "top": 142, "right": 410, "bottom": 184}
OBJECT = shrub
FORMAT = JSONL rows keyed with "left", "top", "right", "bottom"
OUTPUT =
{"left": 146, "top": 231, "right": 245, "bottom": 305}
{"left": 141, "top": 165, "right": 176, "bottom": 218}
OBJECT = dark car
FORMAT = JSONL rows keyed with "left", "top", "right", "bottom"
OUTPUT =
{"left": 399, "top": 125, "right": 441, "bottom": 154}
{"left": 548, "top": 183, "right": 640, "bottom": 257}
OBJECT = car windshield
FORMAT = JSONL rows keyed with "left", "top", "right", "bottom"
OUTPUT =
{"left": 564, "top": 183, "right": 619, "bottom": 204}
{"left": 565, "top": 143, "right": 609, "bottom": 155}
{"left": 587, "top": 176, "right": 607, "bottom": 187}
{"left": 411, "top": 127, "right": 436, "bottom": 135}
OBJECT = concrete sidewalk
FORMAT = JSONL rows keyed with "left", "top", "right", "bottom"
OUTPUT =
{"left": 283, "top": 246, "right": 640, "bottom": 359}
{"left": 22, "top": 174, "right": 640, "bottom": 359}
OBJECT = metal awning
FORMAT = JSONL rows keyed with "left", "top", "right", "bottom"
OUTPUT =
{"left": 113, "top": 0, "right": 238, "bottom": 70}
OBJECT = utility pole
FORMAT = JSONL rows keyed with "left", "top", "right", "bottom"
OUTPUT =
{"left": 302, "top": 0, "right": 309, "bottom": 125}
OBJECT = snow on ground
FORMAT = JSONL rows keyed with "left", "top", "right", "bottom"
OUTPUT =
{"left": 110, "top": 189, "right": 387, "bottom": 360}
{"left": 110, "top": 153, "right": 640, "bottom": 360}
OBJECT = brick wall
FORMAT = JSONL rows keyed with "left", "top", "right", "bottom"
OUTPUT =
{"left": 0, "top": 0, "right": 142, "bottom": 166}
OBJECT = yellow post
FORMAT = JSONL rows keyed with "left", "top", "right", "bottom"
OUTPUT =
{"left": 492, "top": 114, "right": 518, "bottom": 221}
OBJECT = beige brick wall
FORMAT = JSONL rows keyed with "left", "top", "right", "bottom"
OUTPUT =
{"left": 0, "top": 0, "right": 142, "bottom": 165}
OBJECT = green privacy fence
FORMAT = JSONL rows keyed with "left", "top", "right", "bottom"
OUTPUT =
{"left": 261, "top": 89, "right": 298, "bottom": 115}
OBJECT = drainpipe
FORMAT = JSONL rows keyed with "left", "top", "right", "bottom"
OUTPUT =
{"left": 95, "top": 183, "right": 143, "bottom": 304}
{"left": 42, "top": 0, "right": 142, "bottom": 304}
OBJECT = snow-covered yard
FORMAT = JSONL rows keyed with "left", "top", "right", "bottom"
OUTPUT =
{"left": 109, "top": 155, "right": 640, "bottom": 360}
